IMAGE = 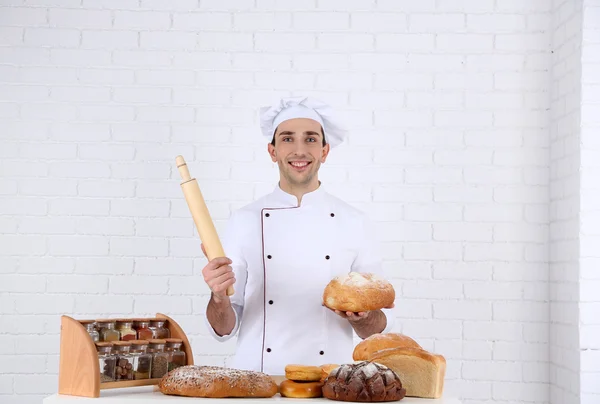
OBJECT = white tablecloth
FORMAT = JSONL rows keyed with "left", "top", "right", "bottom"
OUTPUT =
{"left": 43, "top": 386, "right": 462, "bottom": 404}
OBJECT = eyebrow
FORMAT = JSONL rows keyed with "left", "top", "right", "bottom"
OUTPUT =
{"left": 278, "top": 130, "right": 321, "bottom": 137}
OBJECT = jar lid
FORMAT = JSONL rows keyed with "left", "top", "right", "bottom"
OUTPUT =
{"left": 148, "top": 339, "right": 167, "bottom": 344}
{"left": 95, "top": 342, "right": 113, "bottom": 347}
{"left": 112, "top": 341, "right": 132, "bottom": 346}
{"left": 165, "top": 338, "right": 183, "bottom": 344}
{"left": 116, "top": 319, "right": 133, "bottom": 324}
{"left": 79, "top": 320, "right": 95, "bottom": 324}
{"left": 130, "top": 340, "right": 149, "bottom": 345}
{"left": 149, "top": 318, "right": 166, "bottom": 323}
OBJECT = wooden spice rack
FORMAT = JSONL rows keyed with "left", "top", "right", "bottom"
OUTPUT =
{"left": 58, "top": 313, "right": 194, "bottom": 398}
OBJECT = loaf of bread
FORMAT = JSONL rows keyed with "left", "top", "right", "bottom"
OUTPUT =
{"left": 323, "top": 272, "right": 395, "bottom": 312}
{"left": 368, "top": 347, "right": 446, "bottom": 399}
{"left": 322, "top": 361, "right": 406, "bottom": 402}
{"left": 353, "top": 333, "right": 422, "bottom": 361}
{"left": 158, "top": 365, "right": 278, "bottom": 398}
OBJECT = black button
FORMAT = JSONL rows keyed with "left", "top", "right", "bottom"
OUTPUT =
{"left": 325, "top": 255, "right": 330, "bottom": 260}
{"left": 330, "top": 213, "right": 335, "bottom": 217}
{"left": 267, "top": 348, "right": 272, "bottom": 353}
{"left": 319, "top": 351, "right": 324, "bottom": 355}
{"left": 265, "top": 213, "right": 270, "bottom": 217}
{"left": 268, "top": 300, "right": 273, "bottom": 305}
{"left": 267, "top": 255, "right": 272, "bottom": 259}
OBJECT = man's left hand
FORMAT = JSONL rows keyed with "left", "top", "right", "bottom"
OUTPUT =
{"left": 331, "top": 308, "right": 370, "bottom": 322}
{"left": 323, "top": 303, "right": 394, "bottom": 323}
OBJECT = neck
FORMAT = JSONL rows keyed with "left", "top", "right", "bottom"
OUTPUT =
{"left": 279, "top": 178, "right": 320, "bottom": 206}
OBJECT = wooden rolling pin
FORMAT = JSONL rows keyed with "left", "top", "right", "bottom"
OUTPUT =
{"left": 176, "top": 155, "right": 234, "bottom": 296}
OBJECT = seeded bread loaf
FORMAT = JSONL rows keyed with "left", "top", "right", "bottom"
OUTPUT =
{"left": 158, "top": 365, "right": 278, "bottom": 398}
{"left": 322, "top": 361, "right": 406, "bottom": 402}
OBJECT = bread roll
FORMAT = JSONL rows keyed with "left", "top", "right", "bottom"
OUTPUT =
{"left": 353, "top": 333, "right": 422, "bottom": 361}
{"left": 158, "top": 365, "right": 278, "bottom": 398}
{"left": 368, "top": 347, "right": 446, "bottom": 399}
{"left": 322, "top": 361, "right": 406, "bottom": 402}
{"left": 279, "top": 379, "right": 324, "bottom": 398}
{"left": 323, "top": 272, "right": 395, "bottom": 312}
{"left": 320, "top": 364, "right": 339, "bottom": 382}
{"left": 285, "top": 364, "right": 322, "bottom": 382}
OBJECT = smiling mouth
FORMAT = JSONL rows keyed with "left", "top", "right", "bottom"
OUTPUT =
{"left": 289, "top": 161, "right": 311, "bottom": 171}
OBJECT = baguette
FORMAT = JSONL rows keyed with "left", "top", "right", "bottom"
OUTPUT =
{"left": 368, "top": 347, "right": 446, "bottom": 399}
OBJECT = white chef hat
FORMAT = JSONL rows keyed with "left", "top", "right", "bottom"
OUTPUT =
{"left": 259, "top": 96, "right": 347, "bottom": 148}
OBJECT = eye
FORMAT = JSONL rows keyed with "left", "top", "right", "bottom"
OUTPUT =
{"left": 307, "top": 137, "right": 316, "bottom": 142}
{"left": 282, "top": 137, "right": 292, "bottom": 142}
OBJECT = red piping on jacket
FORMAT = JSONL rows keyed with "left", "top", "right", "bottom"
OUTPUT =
{"left": 259, "top": 206, "right": 298, "bottom": 373}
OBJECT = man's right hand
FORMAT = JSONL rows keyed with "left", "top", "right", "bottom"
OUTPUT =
{"left": 200, "top": 243, "right": 235, "bottom": 303}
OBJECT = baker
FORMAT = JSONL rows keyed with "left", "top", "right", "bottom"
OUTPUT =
{"left": 201, "top": 96, "right": 396, "bottom": 376}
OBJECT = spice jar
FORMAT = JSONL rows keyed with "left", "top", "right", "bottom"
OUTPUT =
{"left": 148, "top": 339, "right": 169, "bottom": 379}
{"left": 116, "top": 320, "right": 136, "bottom": 341}
{"left": 133, "top": 319, "right": 153, "bottom": 340}
{"left": 112, "top": 341, "right": 134, "bottom": 381}
{"left": 81, "top": 320, "right": 99, "bottom": 342}
{"left": 130, "top": 340, "right": 152, "bottom": 380}
{"left": 96, "top": 342, "right": 116, "bottom": 383}
{"left": 149, "top": 319, "right": 170, "bottom": 339}
{"left": 165, "top": 338, "right": 186, "bottom": 372}
{"left": 97, "top": 320, "right": 120, "bottom": 342}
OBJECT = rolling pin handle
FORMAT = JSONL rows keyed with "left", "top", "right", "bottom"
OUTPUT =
{"left": 175, "top": 155, "right": 235, "bottom": 298}
{"left": 175, "top": 155, "right": 192, "bottom": 182}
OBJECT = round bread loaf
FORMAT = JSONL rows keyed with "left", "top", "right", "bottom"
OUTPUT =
{"left": 322, "top": 361, "right": 406, "bottom": 402}
{"left": 323, "top": 272, "right": 395, "bottom": 312}
{"left": 353, "top": 333, "right": 422, "bottom": 361}
{"left": 158, "top": 365, "right": 278, "bottom": 398}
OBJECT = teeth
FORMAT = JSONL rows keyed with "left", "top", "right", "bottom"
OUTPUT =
{"left": 291, "top": 162, "right": 308, "bottom": 167}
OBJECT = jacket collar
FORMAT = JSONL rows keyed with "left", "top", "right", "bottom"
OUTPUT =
{"left": 271, "top": 181, "right": 326, "bottom": 208}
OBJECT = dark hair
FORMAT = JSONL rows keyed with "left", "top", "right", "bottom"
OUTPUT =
{"left": 271, "top": 127, "right": 326, "bottom": 147}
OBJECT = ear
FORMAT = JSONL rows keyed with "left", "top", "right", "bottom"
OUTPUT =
{"left": 267, "top": 143, "right": 277, "bottom": 162}
{"left": 320, "top": 143, "right": 330, "bottom": 163}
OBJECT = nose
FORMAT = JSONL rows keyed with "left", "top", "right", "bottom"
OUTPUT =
{"left": 291, "top": 140, "right": 309, "bottom": 156}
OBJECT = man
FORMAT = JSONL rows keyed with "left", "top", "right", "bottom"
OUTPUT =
{"left": 201, "top": 97, "right": 395, "bottom": 375}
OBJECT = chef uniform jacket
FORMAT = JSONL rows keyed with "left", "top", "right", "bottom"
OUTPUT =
{"left": 204, "top": 183, "right": 395, "bottom": 375}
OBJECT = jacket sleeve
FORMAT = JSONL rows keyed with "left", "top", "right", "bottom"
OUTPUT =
{"left": 350, "top": 212, "right": 396, "bottom": 335}
{"left": 205, "top": 210, "right": 248, "bottom": 341}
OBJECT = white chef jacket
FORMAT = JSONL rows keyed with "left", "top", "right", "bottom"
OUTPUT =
{"left": 204, "top": 183, "right": 395, "bottom": 375}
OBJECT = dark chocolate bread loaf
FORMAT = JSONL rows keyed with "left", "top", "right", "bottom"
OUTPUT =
{"left": 322, "top": 361, "right": 406, "bottom": 402}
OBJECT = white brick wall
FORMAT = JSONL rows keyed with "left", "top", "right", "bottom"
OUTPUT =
{"left": 579, "top": 1, "right": 600, "bottom": 403}
{"left": 1, "top": 1, "right": 597, "bottom": 403}
{"left": 548, "top": 0, "right": 600, "bottom": 403}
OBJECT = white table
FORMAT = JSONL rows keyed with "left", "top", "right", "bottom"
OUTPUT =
{"left": 44, "top": 386, "right": 462, "bottom": 403}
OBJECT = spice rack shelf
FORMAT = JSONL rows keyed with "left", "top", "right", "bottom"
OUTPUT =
{"left": 58, "top": 313, "right": 194, "bottom": 398}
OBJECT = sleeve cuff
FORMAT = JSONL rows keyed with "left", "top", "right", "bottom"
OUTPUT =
{"left": 204, "top": 304, "right": 242, "bottom": 341}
